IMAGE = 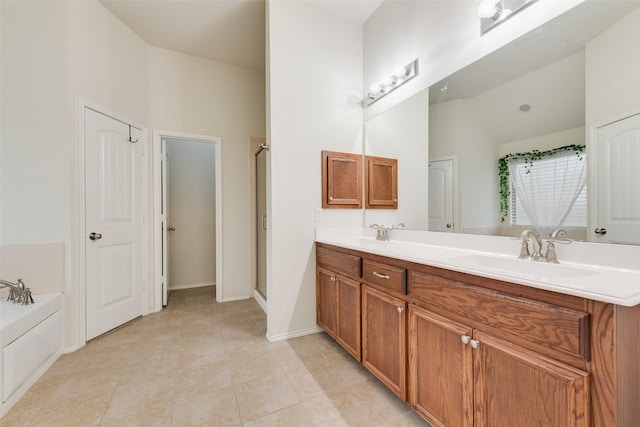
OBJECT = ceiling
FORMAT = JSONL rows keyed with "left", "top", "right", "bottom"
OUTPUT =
{"left": 100, "top": 0, "right": 383, "bottom": 72}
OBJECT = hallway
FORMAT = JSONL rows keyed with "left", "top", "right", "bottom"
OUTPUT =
{"left": 2, "top": 287, "right": 430, "bottom": 426}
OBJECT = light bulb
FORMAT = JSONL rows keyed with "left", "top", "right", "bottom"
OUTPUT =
{"left": 478, "top": 0, "right": 502, "bottom": 20}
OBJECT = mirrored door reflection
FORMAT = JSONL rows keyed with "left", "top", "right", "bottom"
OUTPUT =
{"left": 255, "top": 145, "right": 268, "bottom": 300}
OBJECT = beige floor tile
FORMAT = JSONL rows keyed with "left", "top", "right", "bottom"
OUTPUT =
{"left": 28, "top": 386, "right": 113, "bottom": 426}
{"left": 102, "top": 377, "right": 175, "bottom": 422}
{"left": 173, "top": 359, "right": 232, "bottom": 402}
{"left": 0, "top": 287, "right": 432, "bottom": 426}
{"left": 301, "top": 384, "right": 385, "bottom": 427}
{"left": 99, "top": 406, "right": 172, "bottom": 427}
{"left": 233, "top": 371, "right": 300, "bottom": 423}
{"left": 172, "top": 386, "right": 241, "bottom": 426}
{"left": 242, "top": 403, "right": 314, "bottom": 427}
{"left": 352, "top": 377, "right": 413, "bottom": 422}
{"left": 386, "top": 410, "right": 433, "bottom": 427}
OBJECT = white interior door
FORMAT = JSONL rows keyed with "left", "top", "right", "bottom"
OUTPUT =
{"left": 85, "top": 108, "right": 144, "bottom": 340}
{"left": 594, "top": 113, "right": 640, "bottom": 244}
{"left": 428, "top": 159, "right": 455, "bottom": 232}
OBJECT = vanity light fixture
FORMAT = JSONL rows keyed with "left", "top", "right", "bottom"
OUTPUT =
{"left": 479, "top": 0, "right": 538, "bottom": 34}
{"left": 366, "top": 59, "right": 418, "bottom": 106}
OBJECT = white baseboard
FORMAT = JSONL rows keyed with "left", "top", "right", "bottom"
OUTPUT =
{"left": 168, "top": 281, "right": 215, "bottom": 291}
{"left": 219, "top": 294, "right": 250, "bottom": 302}
{"left": 253, "top": 289, "right": 267, "bottom": 314}
{"left": 266, "top": 326, "right": 323, "bottom": 343}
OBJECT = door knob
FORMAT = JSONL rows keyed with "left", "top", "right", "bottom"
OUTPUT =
{"left": 446, "top": 223, "right": 452, "bottom": 228}
{"left": 89, "top": 232, "right": 102, "bottom": 240}
{"left": 594, "top": 228, "right": 607, "bottom": 235}
{"left": 167, "top": 226, "right": 176, "bottom": 232}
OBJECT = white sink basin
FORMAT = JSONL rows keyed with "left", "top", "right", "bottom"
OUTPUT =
{"left": 450, "top": 255, "right": 600, "bottom": 280}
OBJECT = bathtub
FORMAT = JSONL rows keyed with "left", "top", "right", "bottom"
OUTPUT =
{"left": 0, "top": 293, "right": 63, "bottom": 418}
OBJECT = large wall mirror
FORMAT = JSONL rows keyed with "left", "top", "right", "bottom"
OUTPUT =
{"left": 364, "top": 1, "right": 640, "bottom": 245}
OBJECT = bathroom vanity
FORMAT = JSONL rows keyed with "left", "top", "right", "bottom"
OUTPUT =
{"left": 315, "top": 230, "right": 640, "bottom": 427}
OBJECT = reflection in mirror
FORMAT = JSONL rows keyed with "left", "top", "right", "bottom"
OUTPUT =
{"left": 364, "top": 90, "right": 429, "bottom": 230}
{"left": 364, "top": 1, "right": 640, "bottom": 244}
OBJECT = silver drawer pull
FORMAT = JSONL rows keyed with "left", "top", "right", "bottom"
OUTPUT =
{"left": 373, "top": 271, "right": 390, "bottom": 280}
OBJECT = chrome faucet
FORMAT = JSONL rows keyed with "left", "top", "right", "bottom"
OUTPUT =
{"left": 370, "top": 223, "right": 405, "bottom": 241}
{"left": 519, "top": 229, "right": 544, "bottom": 261}
{"left": 0, "top": 278, "right": 34, "bottom": 305}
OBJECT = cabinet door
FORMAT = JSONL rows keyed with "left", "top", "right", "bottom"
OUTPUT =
{"left": 336, "top": 276, "right": 361, "bottom": 360}
{"left": 473, "top": 330, "right": 590, "bottom": 427}
{"left": 362, "top": 285, "right": 406, "bottom": 399}
{"left": 322, "top": 151, "right": 362, "bottom": 208}
{"left": 408, "top": 306, "right": 473, "bottom": 427}
{"left": 365, "top": 156, "right": 398, "bottom": 209}
{"left": 316, "top": 267, "right": 338, "bottom": 338}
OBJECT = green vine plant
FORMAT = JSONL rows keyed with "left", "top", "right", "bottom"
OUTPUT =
{"left": 498, "top": 144, "right": 585, "bottom": 222}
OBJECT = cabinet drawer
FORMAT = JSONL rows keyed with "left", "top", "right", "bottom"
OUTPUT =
{"left": 317, "top": 246, "right": 362, "bottom": 278}
{"left": 363, "top": 260, "right": 406, "bottom": 294}
{"left": 409, "top": 271, "right": 590, "bottom": 361}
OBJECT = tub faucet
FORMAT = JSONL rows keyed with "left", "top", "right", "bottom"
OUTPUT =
{"left": 0, "top": 278, "right": 34, "bottom": 305}
{"left": 520, "top": 230, "right": 544, "bottom": 261}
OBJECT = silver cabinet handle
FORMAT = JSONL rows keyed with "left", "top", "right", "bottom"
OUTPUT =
{"left": 329, "top": 196, "right": 334, "bottom": 201}
{"left": 330, "top": 276, "right": 336, "bottom": 282}
{"left": 397, "top": 306, "right": 404, "bottom": 314}
{"left": 461, "top": 335, "right": 471, "bottom": 345}
{"left": 470, "top": 339, "right": 480, "bottom": 349}
{"left": 373, "top": 271, "right": 390, "bottom": 280}
{"left": 89, "top": 232, "right": 102, "bottom": 240}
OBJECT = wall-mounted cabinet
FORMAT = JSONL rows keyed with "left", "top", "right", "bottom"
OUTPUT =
{"left": 365, "top": 156, "right": 397, "bottom": 209}
{"left": 322, "top": 151, "right": 362, "bottom": 209}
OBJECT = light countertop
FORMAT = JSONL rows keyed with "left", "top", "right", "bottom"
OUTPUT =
{"left": 316, "top": 228, "right": 640, "bottom": 307}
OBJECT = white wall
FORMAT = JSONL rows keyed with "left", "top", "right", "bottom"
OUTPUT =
{"left": 267, "top": 1, "right": 363, "bottom": 340}
{"left": 585, "top": 6, "right": 640, "bottom": 126}
{"left": 148, "top": 46, "right": 266, "bottom": 301}
{"left": 430, "top": 99, "right": 500, "bottom": 232}
{"left": 166, "top": 139, "right": 216, "bottom": 290}
{"left": 499, "top": 127, "right": 586, "bottom": 157}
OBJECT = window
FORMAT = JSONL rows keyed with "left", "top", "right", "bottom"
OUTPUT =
{"left": 509, "top": 151, "right": 587, "bottom": 228}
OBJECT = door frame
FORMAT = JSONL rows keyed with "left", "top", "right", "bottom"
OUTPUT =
{"left": 78, "top": 99, "right": 149, "bottom": 345}
{"left": 249, "top": 137, "right": 267, "bottom": 314}
{"left": 152, "top": 130, "right": 222, "bottom": 309}
{"left": 588, "top": 107, "right": 640, "bottom": 242}
{"left": 428, "top": 156, "right": 458, "bottom": 233}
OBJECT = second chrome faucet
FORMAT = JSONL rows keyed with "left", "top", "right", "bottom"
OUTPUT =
{"left": 519, "top": 228, "right": 570, "bottom": 263}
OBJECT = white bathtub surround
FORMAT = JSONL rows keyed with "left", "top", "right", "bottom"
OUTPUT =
{"left": 315, "top": 227, "right": 640, "bottom": 306}
{"left": 0, "top": 243, "right": 65, "bottom": 298}
{"left": 0, "top": 293, "right": 63, "bottom": 418}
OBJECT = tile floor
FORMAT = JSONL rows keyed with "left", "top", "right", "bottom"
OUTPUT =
{"left": 2, "top": 287, "right": 432, "bottom": 426}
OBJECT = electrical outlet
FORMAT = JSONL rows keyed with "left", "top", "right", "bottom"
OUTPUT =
{"left": 315, "top": 208, "right": 323, "bottom": 222}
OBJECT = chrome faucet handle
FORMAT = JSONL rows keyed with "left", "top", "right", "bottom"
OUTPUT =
{"left": 521, "top": 229, "right": 544, "bottom": 261}
{"left": 518, "top": 237, "right": 530, "bottom": 260}
{"left": 370, "top": 224, "right": 382, "bottom": 230}
{"left": 392, "top": 223, "right": 405, "bottom": 230}
{"left": 544, "top": 240, "right": 559, "bottom": 263}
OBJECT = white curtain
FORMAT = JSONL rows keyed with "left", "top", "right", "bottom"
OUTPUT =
{"left": 508, "top": 151, "right": 586, "bottom": 237}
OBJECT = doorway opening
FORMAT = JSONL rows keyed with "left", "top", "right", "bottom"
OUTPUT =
{"left": 153, "top": 131, "right": 222, "bottom": 311}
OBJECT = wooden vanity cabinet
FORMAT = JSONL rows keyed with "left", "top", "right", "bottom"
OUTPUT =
{"left": 316, "top": 247, "right": 362, "bottom": 360}
{"left": 315, "top": 242, "right": 640, "bottom": 427}
{"left": 408, "top": 305, "right": 590, "bottom": 427}
{"left": 362, "top": 284, "right": 407, "bottom": 399}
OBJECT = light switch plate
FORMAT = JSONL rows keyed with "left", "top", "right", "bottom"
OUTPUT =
{"left": 315, "top": 208, "right": 323, "bottom": 221}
